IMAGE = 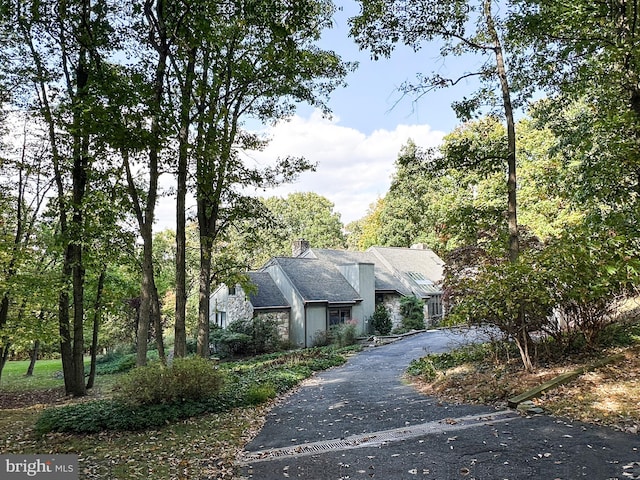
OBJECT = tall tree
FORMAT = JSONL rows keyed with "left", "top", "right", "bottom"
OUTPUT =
{"left": 183, "top": 1, "right": 351, "bottom": 357}
{"left": 351, "top": 0, "right": 531, "bottom": 368}
{"left": 9, "top": 0, "right": 127, "bottom": 394}
{"left": 0, "top": 118, "right": 52, "bottom": 381}
{"left": 262, "top": 192, "right": 345, "bottom": 255}
{"left": 351, "top": 0, "right": 521, "bottom": 261}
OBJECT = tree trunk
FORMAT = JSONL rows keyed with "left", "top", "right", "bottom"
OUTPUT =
{"left": 152, "top": 282, "right": 166, "bottom": 364}
{"left": 0, "top": 294, "right": 9, "bottom": 383}
{"left": 197, "top": 236, "right": 213, "bottom": 358}
{"left": 66, "top": 46, "right": 91, "bottom": 397}
{"left": 132, "top": 0, "right": 167, "bottom": 367}
{"left": 87, "top": 268, "right": 106, "bottom": 389}
{"left": 174, "top": 49, "right": 196, "bottom": 359}
{"left": 484, "top": 0, "right": 519, "bottom": 263}
{"left": 26, "top": 340, "right": 40, "bottom": 377}
{"left": 0, "top": 343, "right": 9, "bottom": 383}
{"left": 137, "top": 229, "right": 154, "bottom": 366}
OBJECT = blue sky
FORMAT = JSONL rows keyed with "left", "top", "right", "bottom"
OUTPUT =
{"left": 157, "top": 2, "right": 485, "bottom": 230}
{"left": 242, "top": 1, "right": 482, "bottom": 227}
{"left": 311, "top": 1, "right": 471, "bottom": 135}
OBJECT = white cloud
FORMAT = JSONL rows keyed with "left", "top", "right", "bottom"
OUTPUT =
{"left": 249, "top": 110, "right": 445, "bottom": 224}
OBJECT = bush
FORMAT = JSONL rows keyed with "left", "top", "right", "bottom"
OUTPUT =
{"left": 116, "top": 357, "right": 225, "bottom": 406}
{"left": 400, "top": 296, "right": 425, "bottom": 331}
{"left": 91, "top": 349, "right": 159, "bottom": 375}
{"left": 212, "top": 315, "right": 282, "bottom": 356}
{"left": 407, "top": 343, "right": 504, "bottom": 381}
{"left": 35, "top": 399, "right": 220, "bottom": 435}
{"left": 245, "top": 384, "right": 277, "bottom": 405}
{"left": 371, "top": 304, "right": 392, "bottom": 335}
{"left": 331, "top": 320, "right": 358, "bottom": 347}
{"left": 36, "top": 347, "right": 350, "bottom": 434}
{"left": 310, "top": 329, "right": 332, "bottom": 347}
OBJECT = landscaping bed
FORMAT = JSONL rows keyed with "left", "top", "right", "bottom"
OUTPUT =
{"left": 408, "top": 323, "right": 640, "bottom": 434}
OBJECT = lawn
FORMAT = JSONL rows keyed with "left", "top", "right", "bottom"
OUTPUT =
{"left": 0, "top": 358, "right": 67, "bottom": 391}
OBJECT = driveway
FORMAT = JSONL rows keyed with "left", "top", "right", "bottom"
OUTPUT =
{"left": 238, "top": 329, "right": 640, "bottom": 479}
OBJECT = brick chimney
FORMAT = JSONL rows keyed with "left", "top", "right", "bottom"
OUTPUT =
{"left": 292, "top": 239, "right": 310, "bottom": 257}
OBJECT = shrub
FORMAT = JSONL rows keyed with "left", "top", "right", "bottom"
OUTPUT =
{"left": 213, "top": 315, "right": 282, "bottom": 356}
{"left": 35, "top": 399, "right": 218, "bottom": 435}
{"left": 331, "top": 320, "right": 358, "bottom": 347}
{"left": 91, "top": 348, "right": 160, "bottom": 375}
{"left": 371, "top": 304, "right": 392, "bottom": 335}
{"left": 211, "top": 330, "right": 252, "bottom": 356}
{"left": 36, "top": 347, "right": 350, "bottom": 434}
{"left": 400, "top": 296, "right": 425, "bottom": 331}
{"left": 310, "top": 330, "right": 332, "bottom": 347}
{"left": 407, "top": 343, "right": 500, "bottom": 381}
{"left": 116, "top": 357, "right": 225, "bottom": 406}
{"left": 245, "top": 384, "right": 277, "bottom": 405}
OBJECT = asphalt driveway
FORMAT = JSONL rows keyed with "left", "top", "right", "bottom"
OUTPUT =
{"left": 238, "top": 329, "right": 640, "bottom": 479}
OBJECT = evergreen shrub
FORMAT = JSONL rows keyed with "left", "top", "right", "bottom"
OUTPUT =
{"left": 371, "top": 304, "right": 392, "bottom": 335}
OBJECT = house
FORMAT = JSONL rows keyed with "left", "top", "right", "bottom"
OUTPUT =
{"left": 210, "top": 240, "right": 445, "bottom": 348}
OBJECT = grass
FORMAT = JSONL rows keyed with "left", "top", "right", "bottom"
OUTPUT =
{"left": 0, "top": 358, "right": 66, "bottom": 391}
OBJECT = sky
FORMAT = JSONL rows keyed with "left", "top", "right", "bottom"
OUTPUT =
{"left": 233, "top": 1, "right": 482, "bottom": 227}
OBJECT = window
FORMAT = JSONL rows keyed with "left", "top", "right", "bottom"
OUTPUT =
{"left": 428, "top": 295, "right": 442, "bottom": 319}
{"left": 329, "top": 308, "right": 351, "bottom": 327}
{"left": 228, "top": 286, "right": 236, "bottom": 295}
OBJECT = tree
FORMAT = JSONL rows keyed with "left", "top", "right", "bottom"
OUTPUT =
{"left": 7, "top": 0, "right": 142, "bottom": 394}
{"left": 186, "top": 1, "right": 352, "bottom": 357}
{"left": 0, "top": 117, "right": 53, "bottom": 381}
{"left": 399, "top": 296, "right": 425, "bottom": 331}
{"left": 512, "top": 1, "right": 640, "bottom": 229}
{"left": 260, "top": 193, "right": 345, "bottom": 257}
{"left": 348, "top": 198, "right": 384, "bottom": 251}
{"left": 351, "top": 0, "right": 522, "bottom": 262}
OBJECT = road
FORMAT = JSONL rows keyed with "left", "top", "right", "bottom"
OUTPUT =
{"left": 238, "top": 329, "right": 640, "bottom": 479}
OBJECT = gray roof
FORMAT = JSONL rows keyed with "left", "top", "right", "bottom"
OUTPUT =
{"left": 267, "top": 257, "right": 362, "bottom": 304}
{"left": 247, "top": 272, "right": 290, "bottom": 309}
{"left": 304, "top": 248, "right": 410, "bottom": 295}
{"left": 368, "top": 246, "right": 444, "bottom": 296}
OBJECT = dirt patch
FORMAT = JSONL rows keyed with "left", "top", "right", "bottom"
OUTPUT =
{"left": 0, "top": 387, "right": 68, "bottom": 409}
{"left": 411, "top": 346, "right": 640, "bottom": 433}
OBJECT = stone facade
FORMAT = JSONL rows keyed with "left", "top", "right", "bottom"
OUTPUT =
{"left": 226, "top": 287, "right": 254, "bottom": 322}
{"left": 255, "top": 311, "right": 290, "bottom": 342}
{"left": 380, "top": 294, "right": 403, "bottom": 330}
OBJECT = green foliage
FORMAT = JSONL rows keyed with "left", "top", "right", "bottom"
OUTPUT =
{"left": 371, "top": 304, "right": 392, "bottom": 335}
{"left": 595, "top": 321, "right": 640, "bottom": 349}
{"left": 35, "top": 347, "right": 348, "bottom": 434}
{"left": 244, "top": 384, "right": 278, "bottom": 405}
{"left": 331, "top": 321, "right": 359, "bottom": 347}
{"left": 399, "top": 296, "right": 425, "bottom": 331}
{"left": 116, "top": 357, "right": 225, "bottom": 406}
{"left": 212, "top": 315, "right": 282, "bottom": 357}
{"left": 89, "top": 349, "right": 160, "bottom": 375}
{"left": 407, "top": 342, "right": 517, "bottom": 381}
{"left": 226, "top": 192, "right": 347, "bottom": 269}
{"left": 35, "top": 399, "right": 218, "bottom": 435}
